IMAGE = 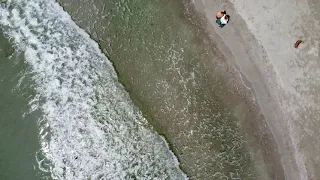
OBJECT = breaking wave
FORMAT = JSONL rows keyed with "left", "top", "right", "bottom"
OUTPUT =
{"left": 0, "top": 0, "right": 187, "bottom": 179}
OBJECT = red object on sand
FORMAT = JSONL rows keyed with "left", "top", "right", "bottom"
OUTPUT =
{"left": 295, "top": 40, "right": 303, "bottom": 48}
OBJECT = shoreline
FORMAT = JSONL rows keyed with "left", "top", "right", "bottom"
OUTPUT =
{"left": 186, "top": 0, "right": 302, "bottom": 179}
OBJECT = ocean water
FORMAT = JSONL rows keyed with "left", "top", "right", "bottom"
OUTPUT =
{"left": 0, "top": 0, "right": 187, "bottom": 179}
{"left": 0, "top": 30, "right": 49, "bottom": 179}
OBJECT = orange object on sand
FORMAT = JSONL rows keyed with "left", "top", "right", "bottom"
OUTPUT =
{"left": 216, "top": 10, "right": 226, "bottom": 19}
{"left": 294, "top": 40, "right": 304, "bottom": 48}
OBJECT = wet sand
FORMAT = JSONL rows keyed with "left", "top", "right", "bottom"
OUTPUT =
{"left": 192, "top": 0, "right": 320, "bottom": 179}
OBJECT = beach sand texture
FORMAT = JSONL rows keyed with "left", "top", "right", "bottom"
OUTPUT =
{"left": 193, "top": 0, "right": 320, "bottom": 179}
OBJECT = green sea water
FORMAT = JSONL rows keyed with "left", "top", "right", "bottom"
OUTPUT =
{"left": 0, "top": 1, "right": 188, "bottom": 179}
{"left": 0, "top": 31, "right": 49, "bottom": 179}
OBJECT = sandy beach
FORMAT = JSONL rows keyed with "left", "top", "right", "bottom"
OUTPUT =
{"left": 192, "top": 0, "right": 320, "bottom": 179}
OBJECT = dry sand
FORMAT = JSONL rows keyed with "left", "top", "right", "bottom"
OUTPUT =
{"left": 192, "top": 0, "right": 320, "bottom": 179}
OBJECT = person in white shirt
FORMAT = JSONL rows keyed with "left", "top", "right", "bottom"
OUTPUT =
{"left": 220, "top": 14, "right": 230, "bottom": 25}
{"left": 216, "top": 14, "right": 230, "bottom": 28}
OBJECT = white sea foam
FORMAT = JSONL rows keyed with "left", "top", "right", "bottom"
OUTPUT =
{"left": 0, "top": 0, "right": 187, "bottom": 179}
